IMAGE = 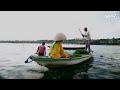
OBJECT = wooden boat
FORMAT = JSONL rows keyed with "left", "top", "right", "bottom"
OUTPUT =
{"left": 48, "top": 46, "right": 85, "bottom": 50}
{"left": 28, "top": 53, "right": 93, "bottom": 68}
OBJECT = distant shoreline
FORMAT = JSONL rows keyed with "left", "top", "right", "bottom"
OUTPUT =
{"left": 0, "top": 37, "right": 120, "bottom": 45}
{"left": 0, "top": 43, "right": 120, "bottom": 46}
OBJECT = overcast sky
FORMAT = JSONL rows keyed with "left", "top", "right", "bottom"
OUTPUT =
{"left": 0, "top": 11, "right": 120, "bottom": 40}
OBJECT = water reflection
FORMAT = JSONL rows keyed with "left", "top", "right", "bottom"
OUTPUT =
{"left": 42, "top": 58, "right": 94, "bottom": 79}
{"left": 1, "top": 43, "right": 120, "bottom": 79}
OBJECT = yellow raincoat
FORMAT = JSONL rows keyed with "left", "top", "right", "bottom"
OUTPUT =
{"left": 48, "top": 42, "right": 68, "bottom": 58}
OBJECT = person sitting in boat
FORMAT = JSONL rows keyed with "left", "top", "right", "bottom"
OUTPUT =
{"left": 48, "top": 33, "right": 71, "bottom": 59}
{"left": 36, "top": 42, "right": 46, "bottom": 56}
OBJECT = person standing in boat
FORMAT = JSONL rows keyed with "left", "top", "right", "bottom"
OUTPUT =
{"left": 48, "top": 33, "right": 71, "bottom": 59}
{"left": 82, "top": 27, "right": 91, "bottom": 53}
{"left": 36, "top": 42, "right": 46, "bottom": 56}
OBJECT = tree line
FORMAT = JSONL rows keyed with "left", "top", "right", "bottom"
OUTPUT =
{"left": 0, "top": 37, "right": 120, "bottom": 45}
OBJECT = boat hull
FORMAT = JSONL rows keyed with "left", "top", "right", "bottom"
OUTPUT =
{"left": 48, "top": 46, "right": 85, "bottom": 50}
{"left": 30, "top": 53, "right": 93, "bottom": 68}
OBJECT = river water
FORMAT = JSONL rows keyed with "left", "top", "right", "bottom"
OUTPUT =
{"left": 0, "top": 43, "right": 120, "bottom": 79}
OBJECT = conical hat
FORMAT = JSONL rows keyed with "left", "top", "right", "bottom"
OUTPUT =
{"left": 54, "top": 33, "right": 67, "bottom": 41}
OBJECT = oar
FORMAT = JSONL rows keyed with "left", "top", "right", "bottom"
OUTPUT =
{"left": 78, "top": 28, "right": 84, "bottom": 37}
{"left": 25, "top": 56, "right": 30, "bottom": 63}
{"left": 25, "top": 56, "right": 33, "bottom": 63}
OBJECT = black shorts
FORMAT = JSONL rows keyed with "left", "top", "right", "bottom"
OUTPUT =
{"left": 38, "top": 53, "right": 44, "bottom": 56}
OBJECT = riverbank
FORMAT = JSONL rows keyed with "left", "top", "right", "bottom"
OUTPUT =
{"left": 0, "top": 37, "right": 120, "bottom": 45}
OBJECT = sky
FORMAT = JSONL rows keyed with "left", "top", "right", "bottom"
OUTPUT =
{"left": 0, "top": 11, "right": 120, "bottom": 40}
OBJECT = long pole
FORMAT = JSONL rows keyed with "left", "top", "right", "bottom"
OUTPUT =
{"left": 78, "top": 28, "right": 83, "bottom": 37}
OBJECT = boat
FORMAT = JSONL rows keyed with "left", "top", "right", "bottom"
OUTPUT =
{"left": 47, "top": 46, "right": 85, "bottom": 50}
{"left": 28, "top": 53, "right": 93, "bottom": 68}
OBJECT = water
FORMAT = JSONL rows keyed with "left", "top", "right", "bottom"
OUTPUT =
{"left": 0, "top": 43, "right": 120, "bottom": 79}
